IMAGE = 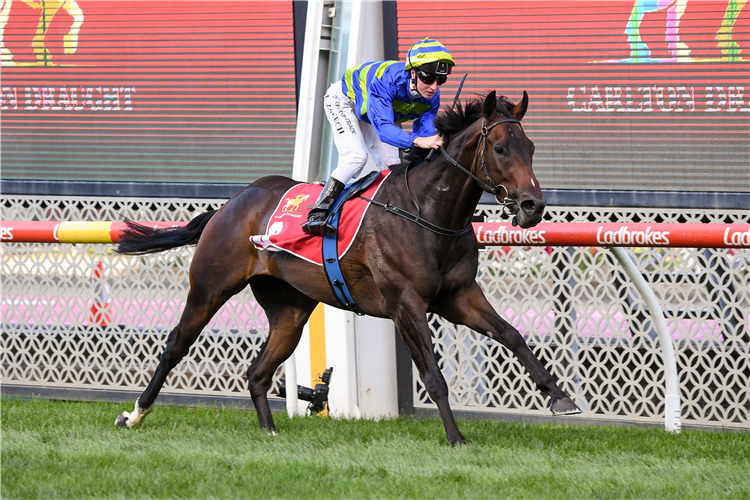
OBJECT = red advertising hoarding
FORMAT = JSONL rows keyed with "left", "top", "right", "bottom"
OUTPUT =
{"left": 1, "top": 0, "right": 296, "bottom": 184}
{"left": 397, "top": 1, "right": 749, "bottom": 192}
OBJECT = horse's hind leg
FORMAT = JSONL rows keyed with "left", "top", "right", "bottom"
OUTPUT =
{"left": 115, "top": 281, "right": 238, "bottom": 427}
{"left": 246, "top": 276, "right": 318, "bottom": 433}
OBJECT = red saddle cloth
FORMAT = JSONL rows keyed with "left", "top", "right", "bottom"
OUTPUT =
{"left": 250, "top": 171, "right": 391, "bottom": 265}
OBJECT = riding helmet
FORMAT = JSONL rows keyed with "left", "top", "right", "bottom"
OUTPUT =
{"left": 405, "top": 38, "right": 455, "bottom": 75}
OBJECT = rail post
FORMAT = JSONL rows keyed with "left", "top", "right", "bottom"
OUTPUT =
{"left": 609, "top": 247, "right": 681, "bottom": 432}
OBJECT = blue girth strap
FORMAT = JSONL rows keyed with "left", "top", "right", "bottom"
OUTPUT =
{"left": 322, "top": 207, "right": 363, "bottom": 315}
{"left": 320, "top": 171, "right": 380, "bottom": 316}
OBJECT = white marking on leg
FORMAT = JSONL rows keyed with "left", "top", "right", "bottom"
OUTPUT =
{"left": 531, "top": 177, "right": 535, "bottom": 187}
{"left": 116, "top": 398, "right": 153, "bottom": 428}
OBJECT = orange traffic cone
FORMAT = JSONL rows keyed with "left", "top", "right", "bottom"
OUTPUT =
{"left": 88, "top": 261, "right": 113, "bottom": 327}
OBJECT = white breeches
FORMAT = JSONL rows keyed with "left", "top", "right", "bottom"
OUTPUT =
{"left": 323, "top": 82, "right": 400, "bottom": 184}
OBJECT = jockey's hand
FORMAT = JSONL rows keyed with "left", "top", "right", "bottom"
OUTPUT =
{"left": 413, "top": 135, "right": 443, "bottom": 150}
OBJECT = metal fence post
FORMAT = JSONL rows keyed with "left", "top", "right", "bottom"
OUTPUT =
{"left": 610, "top": 247, "right": 682, "bottom": 433}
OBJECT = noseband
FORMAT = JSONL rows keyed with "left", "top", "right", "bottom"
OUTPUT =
{"left": 436, "top": 117, "right": 521, "bottom": 216}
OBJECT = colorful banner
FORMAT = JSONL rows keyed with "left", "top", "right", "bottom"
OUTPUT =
{"left": 397, "top": 1, "right": 749, "bottom": 193}
{"left": 1, "top": 0, "right": 296, "bottom": 184}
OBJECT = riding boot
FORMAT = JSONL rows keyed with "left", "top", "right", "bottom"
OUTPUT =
{"left": 302, "top": 178, "right": 345, "bottom": 236}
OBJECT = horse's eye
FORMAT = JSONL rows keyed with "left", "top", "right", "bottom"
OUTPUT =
{"left": 494, "top": 145, "right": 506, "bottom": 155}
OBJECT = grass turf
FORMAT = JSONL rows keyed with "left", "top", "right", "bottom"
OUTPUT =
{"left": 2, "top": 398, "right": 749, "bottom": 499}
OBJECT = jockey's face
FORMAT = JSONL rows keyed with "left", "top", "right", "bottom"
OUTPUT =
{"left": 411, "top": 69, "right": 439, "bottom": 99}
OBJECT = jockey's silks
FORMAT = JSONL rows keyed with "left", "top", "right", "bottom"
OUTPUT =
{"left": 341, "top": 61, "right": 440, "bottom": 149}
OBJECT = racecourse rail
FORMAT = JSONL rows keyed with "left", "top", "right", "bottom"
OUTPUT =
{"left": 3, "top": 220, "right": 750, "bottom": 248}
{"left": 2, "top": 220, "right": 749, "bottom": 433}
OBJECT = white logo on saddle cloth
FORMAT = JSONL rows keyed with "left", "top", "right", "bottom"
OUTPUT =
{"left": 249, "top": 221, "right": 284, "bottom": 251}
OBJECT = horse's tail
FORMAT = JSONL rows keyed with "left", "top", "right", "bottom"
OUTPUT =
{"left": 115, "top": 210, "right": 217, "bottom": 255}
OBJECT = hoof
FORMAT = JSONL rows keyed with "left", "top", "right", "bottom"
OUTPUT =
{"left": 448, "top": 433, "right": 466, "bottom": 446}
{"left": 114, "top": 399, "right": 153, "bottom": 428}
{"left": 551, "top": 397, "right": 582, "bottom": 416}
{"left": 115, "top": 412, "right": 131, "bottom": 428}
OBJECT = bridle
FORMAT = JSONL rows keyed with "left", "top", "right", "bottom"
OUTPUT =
{"left": 359, "top": 116, "right": 524, "bottom": 236}
{"left": 435, "top": 116, "right": 521, "bottom": 217}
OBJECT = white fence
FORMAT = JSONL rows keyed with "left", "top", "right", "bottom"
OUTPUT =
{"left": 417, "top": 204, "right": 749, "bottom": 429}
{"left": 1, "top": 194, "right": 748, "bottom": 429}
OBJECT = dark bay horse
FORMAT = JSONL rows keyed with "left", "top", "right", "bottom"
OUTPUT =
{"left": 114, "top": 91, "right": 580, "bottom": 445}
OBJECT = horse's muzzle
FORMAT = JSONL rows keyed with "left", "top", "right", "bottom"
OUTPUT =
{"left": 514, "top": 195, "right": 546, "bottom": 229}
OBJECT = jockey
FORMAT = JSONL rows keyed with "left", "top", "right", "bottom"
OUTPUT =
{"left": 302, "top": 38, "right": 455, "bottom": 236}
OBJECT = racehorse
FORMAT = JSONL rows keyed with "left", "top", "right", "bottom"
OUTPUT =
{"left": 114, "top": 90, "right": 581, "bottom": 445}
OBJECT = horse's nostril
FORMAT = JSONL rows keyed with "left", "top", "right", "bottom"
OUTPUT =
{"left": 520, "top": 200, "right": 537, "bottom": 213}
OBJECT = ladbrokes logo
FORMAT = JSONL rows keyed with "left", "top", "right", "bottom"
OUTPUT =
{"left": 476, "top": 225, "right": 547, "bottom": 245}
{"left": 0, "top": 225, "right": 13, "bottom": 241}
{"left": 596, "top": 226, "right": 670, "bottom": 246}
{"left": 724, "top": 227, "right": 750, "bottom": 246}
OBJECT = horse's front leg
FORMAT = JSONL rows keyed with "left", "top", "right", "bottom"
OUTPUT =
{"left": 386, "top": 291, "right": 466, "bottom": 445}
{"left": 433, "top": 283, "right": 580, "bottom": 415}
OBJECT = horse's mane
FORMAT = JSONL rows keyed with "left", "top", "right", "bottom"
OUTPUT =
{"left": 392, "top": 94, "right": 517, "bottom": 175}
{"left": 435, "top": 94, "right": 516, "bottom": 138}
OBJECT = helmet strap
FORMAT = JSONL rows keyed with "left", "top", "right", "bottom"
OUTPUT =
{"left": 408, "top": 69, "right": 422, "bottom": 100}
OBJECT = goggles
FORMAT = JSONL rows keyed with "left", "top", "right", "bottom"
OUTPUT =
{"left": 417, "top": 71, "right": 448, "bottom": 86}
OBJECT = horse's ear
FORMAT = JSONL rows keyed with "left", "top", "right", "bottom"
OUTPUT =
{"left": 512, "top": 91, "right": 529, "bottom": 121}
{"left": 483, "top": 91, "right": 497, "bottom": 119}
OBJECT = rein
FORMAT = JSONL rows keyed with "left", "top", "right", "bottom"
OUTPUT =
{"left": 359, "top": 114, "right": 523, "bottom": 237}
{"left": 357, "top": 195, "right": 475, "bottom": 237}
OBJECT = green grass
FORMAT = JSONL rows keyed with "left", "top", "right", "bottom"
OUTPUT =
{"left": 2, "top": 398, "right": 749, "bottom": 499}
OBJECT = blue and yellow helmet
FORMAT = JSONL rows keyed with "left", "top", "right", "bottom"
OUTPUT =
{"left": 404, "top": 38, "right": 455, "bottom": 74}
